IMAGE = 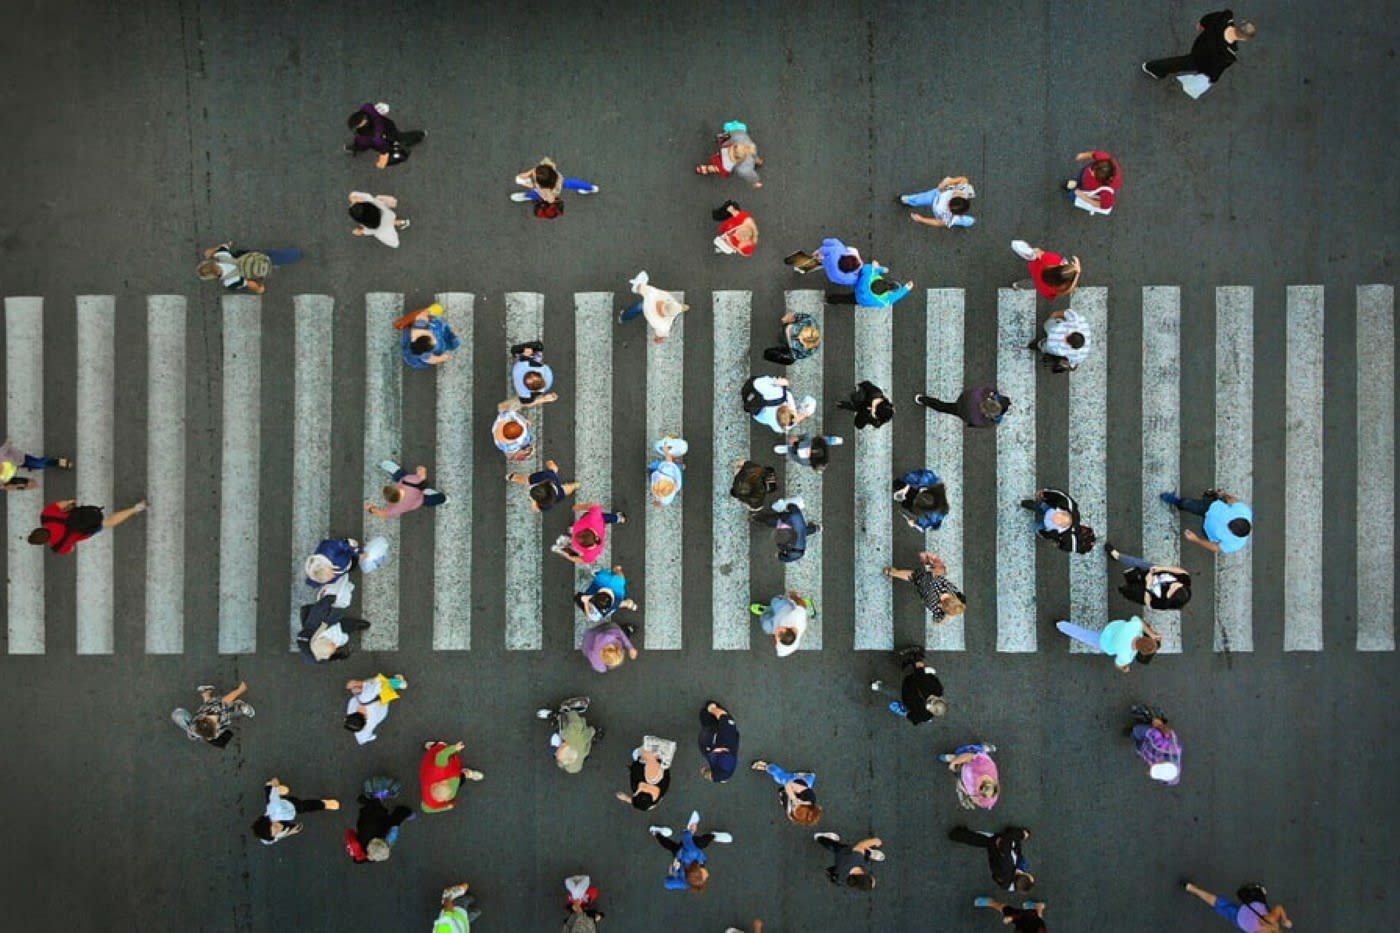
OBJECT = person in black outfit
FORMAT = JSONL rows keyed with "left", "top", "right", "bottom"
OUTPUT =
{"left": 973, "top": 898, "right": 1048, "bottom": 932}
{"left": 351, "top": 783, "right": 415, "bottom": 862}
{"left": 813, "top": 832, "right": 884, "bottom": 891}
{"left": 870, "top": 646, "right": 946, "bottom": 724}
{"left": 1142, "top": 10, "right": 1257, "bottom": 85}
{"left": 949, "top": 825, "right": 1035, "bottom": 892}
{"left": 698, "top": 701, "right": 740, "bottom": 783}
{"left": 836, "top": 381, "right": 894, "bottom": 429}
{"left": 914, "top": 384, "right": 1009, "bottom": 428}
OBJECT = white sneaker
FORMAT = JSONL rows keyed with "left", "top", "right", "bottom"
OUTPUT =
{"left": 710, "top": 831, "right": 733, "bottom": 843}
{"left": 441, "top": 884, "right": 468, "bottom": 900}
{"left": 813, "top": 832, "right": 840, "bottom": 842}
{"left": 578, "top": 185, "right": 599, "bottom": 195}
{"left": 688, "top": 810, "right": 701, "bottom": 827}
{"left": 649, "top": 825, "right": 673, "bottom": 837}
{"left": 509, "top": 192, "right": 532, "bottom": 202}
{"left": 628, "top": 270, "right": 649, "bottom": 292}
{"left": 535, "top": 708, "right": 554, "bottom": 720}
{"left": 379, "top": 460, "right": 400, "bottom": 474}
{"left": 870, "top": 680, "right": 883, "bottom": 691}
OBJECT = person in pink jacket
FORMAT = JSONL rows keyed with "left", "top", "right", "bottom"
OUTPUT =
{"left": 940, "top": 742, "right": 1000, "bottom": 810}
{"left": 551, "top": 503, "right": 627, "bottom": 566}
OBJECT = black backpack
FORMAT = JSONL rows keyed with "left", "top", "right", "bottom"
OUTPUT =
{"left": 740, "top": 378, "right": 783, "bottom": 415}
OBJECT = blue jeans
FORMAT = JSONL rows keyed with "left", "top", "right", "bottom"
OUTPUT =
{"left": 525, "top": 178, "right": 596, "bottom": 200}
{"left": 263, "top": 248, "right": 304, "bottom": 266}
{"left": 619, "top": 300, "right": 645, "bottom": 322}
{"left": 1056, "top": 620, "right": 1104, "bottom": 653}
{"left": 762, "top": 762, "right": 815, "bottom": 788}
{"left": 900, "top": 188, "right": 942, "bottom": 207}
{"left": 1111, "top": 551, "right": 1153, "bottom": 572}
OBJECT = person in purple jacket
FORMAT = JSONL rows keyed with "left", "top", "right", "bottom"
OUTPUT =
{"left": 344, "top": 102, "right": 425, "bottom": 168}
{"left": 581, "top": 620, "right": 638, "bottom": 672}
{"left": 914, "top": 384, "right": 1011, "bottom": 428}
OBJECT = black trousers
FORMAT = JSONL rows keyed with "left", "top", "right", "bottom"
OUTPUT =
{"left": 1144, "top": 54, "right": 1199, "bottom": 78}
{"left": 655, "top": 832, "right": 715, "bottom": 854}
{"left": 916, "top": 395, "right": 964, "bottom": 419}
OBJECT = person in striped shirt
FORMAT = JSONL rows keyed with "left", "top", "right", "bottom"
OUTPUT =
{"left": 1030, "top": 308, "right": 1092, "bottom": 372}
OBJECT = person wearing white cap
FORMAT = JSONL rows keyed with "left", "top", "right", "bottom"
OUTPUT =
{"left": 618, "top": 271, "right": 688, "bottom": 344}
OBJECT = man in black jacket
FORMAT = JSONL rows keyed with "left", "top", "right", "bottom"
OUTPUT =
{"left": 1142, "top": 10, "right": 1258, "bottom": 84}
{"left": 949, "top": 825, "right": 1035, "bottom": 892}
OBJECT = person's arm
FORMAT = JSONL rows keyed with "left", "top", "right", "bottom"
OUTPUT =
{"left": 1149, "top": 565, "right": 1190, "bottom": 576}
{"left": 1267, "top": 905, "right": 1293, "bottom": 928}
{"left": 616, "top": 627, "right": 639, "bottom": 659}
{"left": 1183, "top": 529, "right": 1221, "bottom": 553}
{"left": 1215, "top": 490, "right": 1240, "bottom": 504}
{"left": 365, "top": 501, "right": 389, "bottom": 519}
{"left": 1074, "top": 190, "right": 1104, "bottom": 208}
{"left": 220, "top": 682, "right": 248, "bottom": 705}
{"left": 909, "top": 213, "right": 947, "bottom": 228}
{"left": 435, "top": 741, "right": 464, "bottom": 767}
{"left": 938, "top": 175, "right": 969, "bottom": 188}
{"left": 946, "top": 752, "right": 975, "bottom": 769}
{"left": 852, "top": 837, "right": 883, "bottom": 853}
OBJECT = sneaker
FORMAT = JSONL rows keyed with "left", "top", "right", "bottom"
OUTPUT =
{"left": 710, "top": 831, "right": 734, "bottom": 843}
{"left": 535, "top": 708, "right": 555, "bottom": 720}
{"left": 649, "top": 826, "right": 673, "bottom": 837}
{"left": 1159, "top": 491, "right": 1181, "bottom": 507}
{"left": 442, "top": 884, "right": 469, "bottom": 900}
{"left": 1202, "top": 488, "right": 1221, "bottom": 499}
{"left": 1141, "top": 62, "right": 1161, "bottom": 79}
{"left": 750, "top": 760, "right": 769, "bottom": 771}
{"left": 806, "top": 523, "right": 821, "bottom": 534}
{"left": 688, "top": 810, "right": 701, "bottom": 827}
{"left": 888, "top": 701, "right": 908, "bottom": 716}
{"left": 509, "top": 192, "right": 532, "bottom": 202}
{"left": 342, "top": 144, "right": 356, "bottom": 153}
{"left": 866, "top": 848, "right": 885, "bottom": 862}
{"left": 913, "top": 393, "right": 931, "bottom": 406}
{"left": 973, "top": 896, "right": 993, "bottom": 908}
{"left": 812, "top": 832, "right": 841, "bottom": 842}
{"left": 749, "top": 603, "right": 765, "bottom": 616}
{"left": 233, "top": 700, "right": 255, "bottom": 718}
{"left": 559, "top": 696, "right": 591, "bottom": 713}
{"left": 463, "top": 769, "right": 484, "bottom": 782}
{"left": 938, "top": 753, "right": 955, "bottom": 763}
{"left": 196, "top": 684, "right": 216, "bottom": 693}
{"left": 983, "top": 743, "right": 998, "bottom": 754}
{"left": 1020, "top": 498, "right": 1039, "bottom": 511}
{"left": 578, "top": 185, "right": 599, "bottom": 195}
{"left": 614, "top": 512, "right": 627, "bottom": 524}
{"left": 1011, "top": 278, "right": 1033, "bottom": 290}
{"left": 1064, "top": 179, "right": 1078, "bottom": 190}
{"left": 379, "top": 459, "right": 400, "bottom": 474}
{"left": 898, "top": 195, "right": 913, "bottom": 206}
{"left": 1104, "top": 541, "right": 1121, "bottom": 560}
{"left": 773, "top": 445, "right": 788, "bottom": 455}
{"left": 396, "top": 218, "right": 411, "bottom": 230}
{"left": 870, "top": 680, "right": 883, "bottom": 692}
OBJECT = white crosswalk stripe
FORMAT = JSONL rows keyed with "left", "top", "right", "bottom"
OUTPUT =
{"left": 3, "top": 286, "right": 1392, "bottom": 656}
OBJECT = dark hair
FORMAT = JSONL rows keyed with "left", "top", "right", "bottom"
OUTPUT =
{"left": 523, "top": 371, "right": 545, "bottom": 391}
{"left": 870, "top": 279, "right": 894, "bottom": 296}
{"left": 1066, "top": 332, "right": 1086, "bottom": 349}
{"left": 576, "top": 529, "right": 600, "bottom": 549}
{"left": 948, "top": 196, "right": 970, "bottom": 215}
{"left": 1015, "top": 873, "right": 1036, "bottom": 893}
{"left": 251, "top": 816, "right": 274, "bottom": 840}
{"left": 344, "top": 712, "right": 367, "bottom": 732}
{"left": 1159, "top": 585, "right": 1192, "bottom": 609}
{"left": 27, "top": 528, "right": 51, "bottom": 545}
{"left": 808, "top": 437, "right": 831, "bottom": 470}
{"left": 534, "top": 163, "right": 559, "bottom": 189}
{"left": 848, "top": 873, "right": 875, "bottom": 891}
{"left": 777, "top": 628, "right": 797, "bottom": 646}
{"left": 410, "top": 335, "right": 436, "bottom": 355}
{"left": 630, "top": 792, "right": 657, "bottom": 812}
{"left": 774, "top": 527, "right": 798, "bottom": 548}
{"left": 349, "top": 202, "right": 382, "bottom": 227}
{"left": 837, "top": 255, "right": 860, "bottom": 273}
{"left": 1044, "top": 263, "right": 1077, "bottom": 287}
{"left": 529, "top": 482, "right": 557, "bottom": 506}
{"left": 912, "top": 484, "right": 949, "bottom": 515}
{"left": 347, "top": 110, "right": 370, "bottom": 131}
{"left": 1090, "top": 159, "right": 1115, "bottom": 184}
{"left": 591, "top": 590, "right": 614, "bottom": 612}
{"left": 194, "top": 717, "right": 218, "bottom": 740}
{"left": 1228, "top": 518, "right": 1252, "bottom": 538}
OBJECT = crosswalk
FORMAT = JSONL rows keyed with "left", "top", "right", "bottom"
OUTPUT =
{"left": 2, "top": 286, "right": 1394, "bottom": 656}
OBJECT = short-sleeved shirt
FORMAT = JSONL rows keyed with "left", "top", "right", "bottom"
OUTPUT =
{"left": 1203, "top": 500, "right": 1253, "bottom": 553}
{"left": 570, "top": 506, "right": 609, "bottom": 564}
{"left": 528, "top": 468, "right": 567, "bottom": 510}
{"left": 1002, "top": 906, "right": 1047, "bottom": 933}
{"left": 433, "top": 906, "right": 471, "bottom": 933}
{"left": 39, "top": 502, "right": 103, "bottom": 554}
{"left": 1076, "top": 150, "right": 1122, "bottom": 211}
{"left": 900, "top": 669, "right": 944, "bottom": 724}
{"left": 1100, "top": 616, "right": 1146, "bottom": 666}
{"left": 931, "top": 183, "right": 976, "bottom": 227}
{"left": 1028, "top": 250, "right": 1068, "bottom": 300}
{"left": 830, "top": 843, "right": 869, "bottom": 879}
{"left": 511, "top": 358, "right": 554, "bottom": 403}
{"left": 381, "top": 475, "right": 427, "bottom": 517}
{"left": 1041, "top": 309, "right": 1091, "bottom": 368}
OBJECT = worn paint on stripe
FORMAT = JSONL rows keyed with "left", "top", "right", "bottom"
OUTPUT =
{"left": 924, "top": 290, "right": 965, "bottom": 651}
{"left": 783, "top": 291, "right": 825, "bottom": 649}
{"left": 854, "top": 306, "right": 893, "bottom": 650}
{"left": 1067, "top": 288, "right": 1108, "bottom": 653}
{"left": 1140, "top": 287, "right": 1183, "bottom": 653}
{"left": 504, "top": 292, "right": 545, "bottom": 650}
{"left": 712, "top": 291, "right": 752, "bottom": 650}
{"left": 288, "top": 295, "right": 335, "bottom": 649}
{"left": 146, "top": 296, "right": 187, "bottom": 654}
{"left": 644, "top": 291, "right": 685, "bottom": 650}
{"left": 218, "top": 295, "right": 261, "bottom": 654}
{"left": 361, "top": 293, "right": 404, "bottom": 652}
{"left": 573, "top": 293, "right": 613, "bottom": 648}
{"left": 1356, "top": 285, "right": 1396, "bottom": 651}
{"left": 5, "top": 297, "right": 44, "bottom": 654}
{"left": 433, "top": 293, "right": 474, "bottom": 650}
{"left": 996, "top": 288, "right": 1038, "bottom": 652}
{"left": 1214, "top": 287, "right": 1254, "bottom": 653}
{"left": 75, "top": 297, "right": 116, "bottom": 654}
{"left": 1285, "top": 286, "right": 1324, "bottom": 651}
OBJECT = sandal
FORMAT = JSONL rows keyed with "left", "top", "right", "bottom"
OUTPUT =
{"left": 882, "top": 567, "right": 898, "bottom": 578}
{"left": 55, "top": 457, "right": 73, "bottom": 469}
{"left": 694, "top": 164, "right": 720, "bottom": 175}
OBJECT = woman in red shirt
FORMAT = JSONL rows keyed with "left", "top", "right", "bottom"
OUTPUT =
{"left": 419, "top": 740, "right": 484, "bottom": 813}
{"left": 1011, "top": 243, "right": 1081, "bottom": 300}
{"left": 1064, "top": 149, "right": 1122, "bottom": 215}
{"left": 713, "top": 200, "right": 758, "bottom": 256}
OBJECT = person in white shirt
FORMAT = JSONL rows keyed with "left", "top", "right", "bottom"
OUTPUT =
{"left": 618, "top": 271, "right": 689, "bottom": 344}
{"left": 1030, "top": 307, "right": 1092, "bottom": 372}
{"left": 344, "top": 674, "right": 407, "bottom": 745}
{"left": 750, "top": 591, "right": 811, "bottom": 657}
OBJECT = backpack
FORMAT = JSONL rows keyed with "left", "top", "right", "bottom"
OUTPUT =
{"left": 235, "top": 252, "right": 272, "bottom": 279}
{"left": 1058, "top": 523, "right": 1097, "bottom": 553}
{"left": 763, "top": 345, "right": 798, "bottom": 366}
{"left": 740, "top": 378, "right": 782, "bottom": 415}
{"left": 729, "top": 462, "right": 776, "bottom": 509}
{"left": 533, "top": 199, "right": 564, "bottom": 219}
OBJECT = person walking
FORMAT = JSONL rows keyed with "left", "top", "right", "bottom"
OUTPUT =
{"left": 0, "top": 442, "right": 72, "bottom": 491}
{"left": 581, "top": 620, "right": 639, "bottom": 673}
{"left": 509, "top": 341, "right": 558, "bottom": 408}
{"left": 826, "top": 260, "right": 912, "bottom": 308}
{"left": 617, "top": 271, "right": 689, "bottom": 344}
{"left": 196, "top": 241, "right": 302, "bottom": 294}
{"left": 1160, "top": 488, "right": 1253, "bottom": 555}
{"left": 29, "top": 498, "right": 145, "bottom": 555}
{"left": 616, "top": 740, "right": 673, "bottom": 811}
{"left": 870, "top": 645, "right": 947, "bottom": 723}
{"left": 1105, "top": 542, "right": 1192, "bottom": 609}
{"left": 171, "top": 682, "right": 254, "bottom": 748}
{"left": 1181, "top": 880, "right": 1293, "bottom": 931}
{"left": 785, "top": 236, "right": 863, "bottom": 284}
{"left": 652, "top": 810, "right": 734, "bottom": 891}
{"left": 344, "top": 101, "right": 424, "bottom": 168}
{"left": 900, "top": 175, "right": 977, "bottom": 228}
{"left": 836, "top": 380, "right": 894, "bottom": 429}
{"left": 1063, "top": 150, "right": 1123, "bottom": 215}
{"left": 1021, "top": 488, "right": 1097, "bottom": 553}
{"left": 562, "top": 873, "right": 604, "bottom": 924}
{"left": 729, "top": 459, "right": 779, "bottom": 513}
{"left": 749, "top": 591, "right": 812, "bottom": 656}
{"left": 712, "top": 200, "right": 758, "bottom": 256}
{"left": 812, "top": 832, "right": 884, "bottom": 891}
{"left": 251, "top": 777, "right": 340, "bottom": 845}
{"left": 1029, "top": 307, "right": 1093, "bottom": 374}
{"left": 940, "top": 742, "right": 1000, "bottom": 809}
{"left": 366, "top": 460, "right": 448, "bottom": 519}
{"left": 343, "top": 674, "right": 407, "bottom": 746}
{"left": 883, "top": 552, "right": 965, "bottom": 624}
{"left": 432, "top": 881, "right": 482, "bottom": 932}
{"left": 914, "top": 384, "right": 1010, "bottom": 428}
{"left": 1142, "top": 11, "right": 1258, "bottom": 91}
{"left": 536, "top": 696, "right": 598, "bottom": 774}
{"left": 552, "top": 503, "right": 627, "bottom": 566}
{"left": 695, "top": 120, "right": 764, "bottom": 187}
{"left": 348, "top": 191, "right": 410, "bottom": 247}
{"left": 648, "top": 437, "right": 687, "bottom": 507}
{"left": 741, "top": 375, "right": 816, "bottom": 434}
{"left": 774, "top": 432, "right": 843, "bottom": 473}
{"left": 419, "top": 740, "right": 485, "bottom": 814}
{"left": 761, "top": 310, "right": 823, "bottom": 366}
{"left": 748, "top": 759, "right": 823, "bottom": 825}
{"left": 1055, "top": 615, "right": 1163, "bottom": 672}
{"left": 972, "top": 897, "right": 1049, "bottom": 932}
{"left": 950, "top": 826, "right": 1035, "bottom": 893}
{"left": 1010, "top": 241, "right": 1081, "bottom": 300}
{"left": 511, "top": 157, "right": 600, "bottom": 216}
{"left": 296, "top": 595, "right": 372, "bottom": 664}
{"left": 893, "top": 468, "right": 950, "bottom": 532}
{"left": 697, "top": 701, "right": 740, "bottom": 783}
{"left": 507, "top": 459, "right": 579, "bottom": 513}
{"left": 492, "top": 404, "right": 536, "bottom": 462}
{"left": 752, "top": 497, "right": 820, "bottom": 562}
{"left": 1127, "top": 703, "right": 1183, "bottom": 784}
{"left": 574, "top": 566, "right": 638, "bottom": 622}
{"left": 346, "top": 777, "right": 414, "bottom": 863}
{"left": 394, "top": 302, "right": 462, "bottom": 369}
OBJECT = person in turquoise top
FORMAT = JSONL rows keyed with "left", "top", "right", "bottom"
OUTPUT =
{"left": 1055, "top": 615, "right": 1163, "bottom": 672}
{"left": 431, "top": 881, "right": 479, "bottom": 932}
{"left": 826, "top": 261, "right": 913, "bottom": 309}
{"left": 1160, "top": 488, "right": 1253, "bottom": 555}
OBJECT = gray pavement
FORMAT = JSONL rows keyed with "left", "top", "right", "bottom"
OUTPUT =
{"left": 1, "top": 1, "right": 1397, "bottom": 931}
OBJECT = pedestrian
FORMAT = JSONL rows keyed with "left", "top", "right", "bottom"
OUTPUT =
{"left": 196, "top": 241, "right": 303, "bottom": 294}
{"left": 1021, "top": 488, "right": 1097, "bottom": 553}
{"left": 581, "top": 620, "right": 639, "bottom": 673}
{"left": 915, "top": 384, "right": 1011, "bottom": 428}
{"left": 507, "top": 459, "right": 579, "bottom": 513}
{"left": 575, "top": 566, "right": 638, "bottom": 622}
{"left": 740, "top": 375, "right": 816, "bottom": 434}
{"left": 893, "top": 468, "right": 950, "bottom": 531}
{"left": 695, "top": 120, "right": 764, "bottom": 187}
{"left": 1181, "top": 880, "right": 1293, "bottom": 931}
{"left": 420, "top": 740, "right": 485, "bottom": 814}
{"left": 1127, "top": 703, "right": 1183, "bottom": 784}
{"left": 394, "top": 302, "right": 462, "bottom": 369}
{"left": 551, "top": 503, "right": 628, "bottom": 566}
{"left": 1105, "top": 542, "right": 1192, "bottom": 609}
{"left": 761, "top": 310, "right": 823, "bottom": 365}
{"left": 433, "top": 881, "right": 482, "bottom": 932}
{"left": 939, "top": 742, "right": 1000, "bottom": 810}
{"left": 1010, "top": 241, "right": 1081, "bottom": 300}
{"left": 949, "top": 826, "right": 1035, "bottom": 893}
{"left": 536, "top": 696, "right": 597, "bottom": 774}
{"left": 302, "top": 535, "right": 388, "bottom": 594}
{"left": 617, "top": 271, "right": 689, "bottom": 345}
{"left": 697, "top": 701, "right": 740, "bottom": 783}
{"left": 652, "top": 810, "right": 734, "bottom": 892}
{"left": 729, "top": 458, "right": 779, "bottom": 513}
{"left": 1029, "top": 307, "right": 1093, "bottom": 374}
{"left": 491, "top": 404, "right": 536, "bottom": 463}
{"left": 1159, "top": 488, "right": 1253, "bottom": 555}
{"left": 883, "top": 552, "right": 965, "bottom": 624}
{"left": 344, "top": 101, "right": 424, "bottom": 168}
{"left": 1142, "top": 11, "right": 1258, "bottom": 93}
{"left": 562, "top": 873, "right": 605, "bottom": 925}
{"left": 749, "top": 591, "right": 812, "bottom": 656}
{"left": 511, "top": 157, "right": 600, "bottom": 217}
{"left": 900, "top": 175, "right": 977, "bottom": 228}
{"left": 713, "top": 200, "right": 758, "bottom": 256}
{"left": 826, "top": 260, "right": 913, "bottom": 308}
{"left": 348, "top": 191, "right": 411, "bottom": 247}
{"left": 345, "top": 776, "right": 414, "bottom": 863}
{"left": 29, "top": 498, "right": 145, "bottom": 555}
{"left": 508, "top": 341, "right": 559, "bottom": 408}
{"left": 836, "top": 380, "right": 895, "bottom": 429}
{"left": 343, "top": 674, "right": 407, "bottom": 746}
{"left": 972, "top": 897, "right": 1049, "bottom": 932}
{"left": 748, "top": 759, "right": 823, "bottom": 825}
{"left": 1063, "top": 150, "right": 1123, "bottom": 215}
{"left": 251, "top": 777, "right": 340, "bottom": 845}
{"left": 171, "top": 682, "right": 254, "bottom": 748}
{"left": 296, "top": 595, "right": 372, "bottom": 663}
{"left": 753, "top": 496, "right": 820, "bottom": 562}
{"left": 648, "top": 437, "right": 687, "bottom": 507}
{"left": 785, "top": 236, "right": 863, "bottom": 284}
{"left": 0, "top": 442, "right": 72, "bottom": 491}
{"left": 616, "top": 737, "right": 674, "bottom": 811}
{"left": 366, "top": 460, "right": 448, "bottom": 519}
{"left": 774, "top": 431, "right": 843, "bottom": 473}
{"left": 1054, "top": 615, "right": 1163, "bottom": 672}
{"left": 812, "top": 832, "right": 884, "bottom": 891}
{"left": 870, "top": 645, "right": 948, "bottom": 723}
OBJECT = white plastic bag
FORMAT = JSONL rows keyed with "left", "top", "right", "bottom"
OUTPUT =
{"left": 1010, "top": 239, "right": 1036, "bottom": 261}
{"left": 1177, "top": 73, "right": 1212, "bottom": 99}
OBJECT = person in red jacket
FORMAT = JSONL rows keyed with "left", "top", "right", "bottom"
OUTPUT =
{"left": 419, "top": 740, "right": 485, "bottom": 813}
{"left": 1063, "top": 150, "right": 1122, "bottom": 216}
{"left": 1010, "top": 243, "right": 1081, "bottom": 300}
{"left": 28, "top": 498, "right": 146, "bottom": 555}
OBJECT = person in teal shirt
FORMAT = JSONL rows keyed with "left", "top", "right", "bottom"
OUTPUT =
{"left": 1055, "top": 615, "right": 1163, "bottom": 671}
{"left": 1160, "top": 488, "right": 1253, "bottom": 554}
{"left": 826, "top": 261, "right": 913, "bottom": 308}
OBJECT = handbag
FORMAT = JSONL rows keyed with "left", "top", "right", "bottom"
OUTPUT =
{"left": 1177, "top": 73, "right": 1212, "bottom": 98}
{"left": 763, "top": 345, "right": 798, "bottom": 366}
{"left": 1010, "top": 239, "right": 1037, "bottom": 261}
{"left": 533, "top": 199, "right": 564, "bottom": 219}
{"left": 641, "top": 735, "right": 677, "bottom": 769}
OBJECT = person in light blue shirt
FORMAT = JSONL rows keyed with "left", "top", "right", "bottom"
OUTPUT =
{"left": 1055, "top": 615, "right": 1163, "bottom": 672}
{"left": 826, "top": 261, "right": 913, "bottom": 309}
{"left": 900, "top": 175, "right": 977, "bottom": 229}
{"left": 1160, "top": 488, "right": 1253, "bottom": 554}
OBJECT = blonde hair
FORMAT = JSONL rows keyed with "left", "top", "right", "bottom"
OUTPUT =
{"left": 365, "top": 839, "right": 391, "bottom": 861}
{"left": 729, "top": 143, "right": 757, "bottom": 162}
{"left": 940, "top": 593, "right": 966, "bottom": 617}
{"left": 196, "top": 260, "right": 223, "bottom": 280}
{"left": 652, "top": 477, "right": 677, "bottom": 498}
{"left": 797, "top": 326, "right": 822, "bottom": 349}
{"left": 430, "top": 780, "right": 456, "bottom": 802}
{"left": 600, "top": 643, "right": 625, "bottom": 668}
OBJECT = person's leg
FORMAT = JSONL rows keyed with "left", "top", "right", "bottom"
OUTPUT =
{"left": 618, "top": 300, "right": 645, "bottom": 322}
{"left": 948, "top": 825, "right": 994, "bottom": 848}
{"left": 826, "top": 292, "right": 857, "bottom": 305}
{"left": 562, "top": 177, "right": 599, "bottom": 193}
{"left": 422, "top": 490, "right": 447, "bottom": 507}
{"left": 283, "top": 795, "right": 323, "bottom": 813}
{"left": 1176, "top": 496, "right": 1210, "bottom": 515}
{"left": 764, "top": 763, "right": 795, "bottom": 785}
{"left": 1112, "top": 550, "right": 1154, "bottom": 572}
{"left": 651, "top": 833, "right": 681, "bottom": 855}
{"left": 900, "top": 188, "right": 940, "bottom": 207}
{"left": 21, "top": 454, "right": 59, "bottom": 470}
{"left": 602, "top": 511, "right": 623, "bottom": 524}
{"left": 1143, "top": 54, "right": 1197, "bottom": 79}
{"left": 103, "top": 501, "right": 147, "bottom": 529}
{"left": 263, "top": 248, "right": 304, "bottom": 266}
{"left": 816, "top": 837, "right": 843, "bottom": 853}
{"left": 919, "top": 396, "right": 962, "bottom": 416}
{"left": 171, "top": 708, "right": 196, "bottom": 736}
{"left": 1055, "top": 620, "right": 1104, "bottom": 651}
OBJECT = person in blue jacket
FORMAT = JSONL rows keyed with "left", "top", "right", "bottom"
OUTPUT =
{"left": 785, "top": 236, "right": 863, "bottom": 286}
{"left": 826, "top": 260, "right": 912, "bottom": 308}
{"left": 893, "top": 469, "right": 949, "bottom": 531}
{"left": 651, "top": 810, "right": 733, "bottom": 891}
